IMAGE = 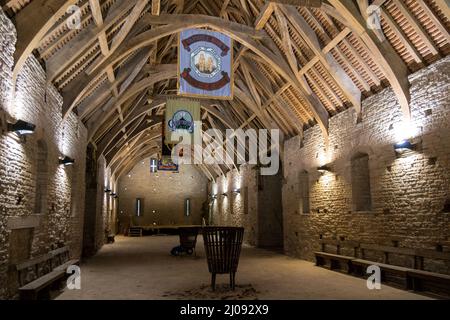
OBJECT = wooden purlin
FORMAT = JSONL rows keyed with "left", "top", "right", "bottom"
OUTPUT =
{"left": 3, "top": 0, "right": 449, "bottom": 171}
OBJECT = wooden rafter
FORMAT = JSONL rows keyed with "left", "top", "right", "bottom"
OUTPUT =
{"left": 5, "top": 0, "right": 449, "bottom": 178}
{"left": 12, "top": 0, "right": 77, "bottom": 83}
{"left": 46, "top": 0, "right": 137, "bottom": 82}
{"left": 328, "top": 0, "right": 412, "bottom": 121}
{"left": 278, "top": 5, "right": 362, "bottom": 113}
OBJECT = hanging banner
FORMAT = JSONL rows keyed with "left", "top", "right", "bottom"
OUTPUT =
{"left": 165, "top": 98, "right": 201, "bottom": 144}
{"left": 178, "top": 29, "right": 234, "bottom": 100}
{"left": 158, "top": 141, "right": 179, "bottom": 172}
{"left": 158, "top": 156, "right": 179, "bottom": 172}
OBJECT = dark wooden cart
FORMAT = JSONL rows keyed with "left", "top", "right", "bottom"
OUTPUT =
{"left": 202, "top": 227, "right": 244, "bottom": 290}
{"left": 179, "top": 227, "right": 200, "bottom": 255}
{"left": 171, "top": 227, "right": 200, "bottom": 256}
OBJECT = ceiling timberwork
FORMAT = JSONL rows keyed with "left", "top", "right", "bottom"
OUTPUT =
{"left": 2, "top": 0, "right": 449, "bottom": 180}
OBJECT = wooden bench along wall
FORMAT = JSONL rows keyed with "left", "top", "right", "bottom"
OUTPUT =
{"left": 401, "top": 248, "right": 450, "bottom": 296}
{"left": 16, "top": 254, "right": 53, "bottom": 290}
{"left": 315, "top": 240, "right": 450, "bottom": 298}
{"left": 15, "top": 246, "right": 80, "bottom": 300}
{"left": 315, "top": 240, "right": 359, "bottom": 274}
{"left": 352, "top": 244, "right": 416, "bottom": 289}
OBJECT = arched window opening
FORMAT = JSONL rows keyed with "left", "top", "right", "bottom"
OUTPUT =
{"left": 351, "top": 153, "right": 372, "bottom": 212}
{"left": 298, "top": 171, "right": 310, "bottom": 214}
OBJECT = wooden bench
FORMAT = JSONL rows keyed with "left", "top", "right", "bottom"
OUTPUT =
{"left": 315, "top": 240, "right": 359, "bottom": 273}
{"left": 407, "top": 249, "right": 450, "bottom": 298}
{"left": 351, "top": 259, "right": 412, "bottom": 289}
{"left": 359, "top": 244, "right": 416, "bottom": 266}
{"left": 350, "top": 244, "right": 416, "bottom": 289}
{"left": 50, "top": 246, "right": 79, "bottom": 272}
{"left": 352, "top": 244, "right": 450, "bottom": 295}
{"left": 315, "top": 240, "right": 450, "bottom": 297}
{"left": 17, "top": 246, "right": 79, "bottom": 300}
{"left": 315, "top": 252, "right": 355, "bottom": 273}
{"left": 413, "top": 248, "right": 450, "bottom": 272}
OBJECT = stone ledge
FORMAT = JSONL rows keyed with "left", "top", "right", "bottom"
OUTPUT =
{"left": 7, "top": 215, "right": 41, "bottom": 230}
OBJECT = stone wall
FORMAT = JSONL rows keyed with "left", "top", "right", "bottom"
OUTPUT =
{"left": 0, "top": 9, "right": 88, "bottom": 298}
{"left": 117, "top": 160, "right": 208, "bottom": 229}
{"left": 82, "top": 150, "right": 111, "bottom": 257}
{"left": 210, "top": 166, "right": 258, "bottom": 246}
{"left": 98, "top": 157, "right": 110, "bottom": 248}
{"left": 210, "top": 165, "right": 283, "bottom": 248}
{"left": 283, "top": 57, "right": 450, "bottom": 274}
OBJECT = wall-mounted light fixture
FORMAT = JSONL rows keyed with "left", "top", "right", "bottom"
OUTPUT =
{"left": 394, "top": 139, "right": 414, "bottom": 151}
{"left": 317, "top": 165, "right": 332, "bottom": 174}
{"left": 110, "top": 193, "right": 117, "bottom": 197}
{"left": 211, "top": 194, "right": 218, "bottom": 200}
{"left": 113, "top": 194, "right": 119, "bottom": 199}
{"left": 233, "top": 188, "right": 241, "bottom": 194}
{"left": 394, "top": 138, "right": 422, "bottom": 157}
{"left": 7, "top": 119, "right": 36, "bottom": 135}
{"left": 59, "top": 156, "right": 75, "bottom": 166}
{"left": 104, "top": 188, "right": 111, "bottom": 193}
{"left": 222, "top": 192, "right": 228, "bottom": 197}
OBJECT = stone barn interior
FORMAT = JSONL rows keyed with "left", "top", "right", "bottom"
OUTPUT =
{"left": 0, "top": 0, "right": 449, "bottom": 301}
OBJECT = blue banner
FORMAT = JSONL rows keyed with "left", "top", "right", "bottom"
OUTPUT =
{"left": 179, "top": 29, "right": 234, "bottom": 100}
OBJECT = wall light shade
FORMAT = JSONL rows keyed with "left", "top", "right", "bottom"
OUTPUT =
{"left": 104, "top": 188, "right": 111, "bottom": 193}
{"left": 8, "top": 120, "right": 36, "bottom": 135}
{"left": 317, "top": 165, "right": 331, "bottom": 173}
{"left": 59, "top": 156, "right": 75, "bottom": 166}
{"left": 233, "top": 188, "right": 241, "bottom": 194}
{"left": 222, "top": 192, "right": 228, "bottom": 197}
{"left": 394, "top": 139, "right": 413, "bottom": 151}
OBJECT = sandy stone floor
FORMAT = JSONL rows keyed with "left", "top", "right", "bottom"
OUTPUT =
{"left": 57, "top": 236, "right": 430, "bottom": 300}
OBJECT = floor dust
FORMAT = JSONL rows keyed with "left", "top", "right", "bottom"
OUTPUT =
{"left": 162, "top": 284, "right": 260, "bottom": 300}
{"left": 58, "top": 236, "right": 430, "bottom": 300}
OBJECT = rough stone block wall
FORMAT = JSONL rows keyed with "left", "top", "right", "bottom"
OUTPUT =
{"left": 283, "top": 57, "right": 450, "bottom": 274}
{"left": 210, "top": 166, "right": 259, "bottom": 246}
{"left": 210, "top": 165, "right": 283, "bottom": 248}
{"left": 0, "top": 9, "right": 87, "bottom": 298}
{"left": 97, "top": 156, "right": 109, "bottom": 250}
{"left": 118, "top": 161, "right": 208, "bottom": 228}
{"left": 81, "top": 150, "right": 109, "bottom": 257}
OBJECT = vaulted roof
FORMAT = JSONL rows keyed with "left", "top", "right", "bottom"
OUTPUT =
{"left": 3, "top": 0, "right": 449, "bottom": 180}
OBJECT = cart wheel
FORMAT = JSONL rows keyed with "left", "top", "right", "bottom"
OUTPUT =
{"left": 186, "top": 248, "right": 194, "bottom": 255}
{"left": 171, "top": 246, "right": 180, "bottom": 256}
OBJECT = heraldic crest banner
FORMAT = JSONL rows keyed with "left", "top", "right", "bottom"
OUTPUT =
{"left": 158, "top": 141, "right": 179, "bottom": 173}
{"left": 165, "top": 98, "right": 201, "bottom": 144}
{"left": 178, "top": 29, "right": 234, "bottom": 100}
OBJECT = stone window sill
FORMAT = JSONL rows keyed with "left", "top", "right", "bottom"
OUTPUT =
{"left": 353, "top": 211, "right": 375, "bottom": 215}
